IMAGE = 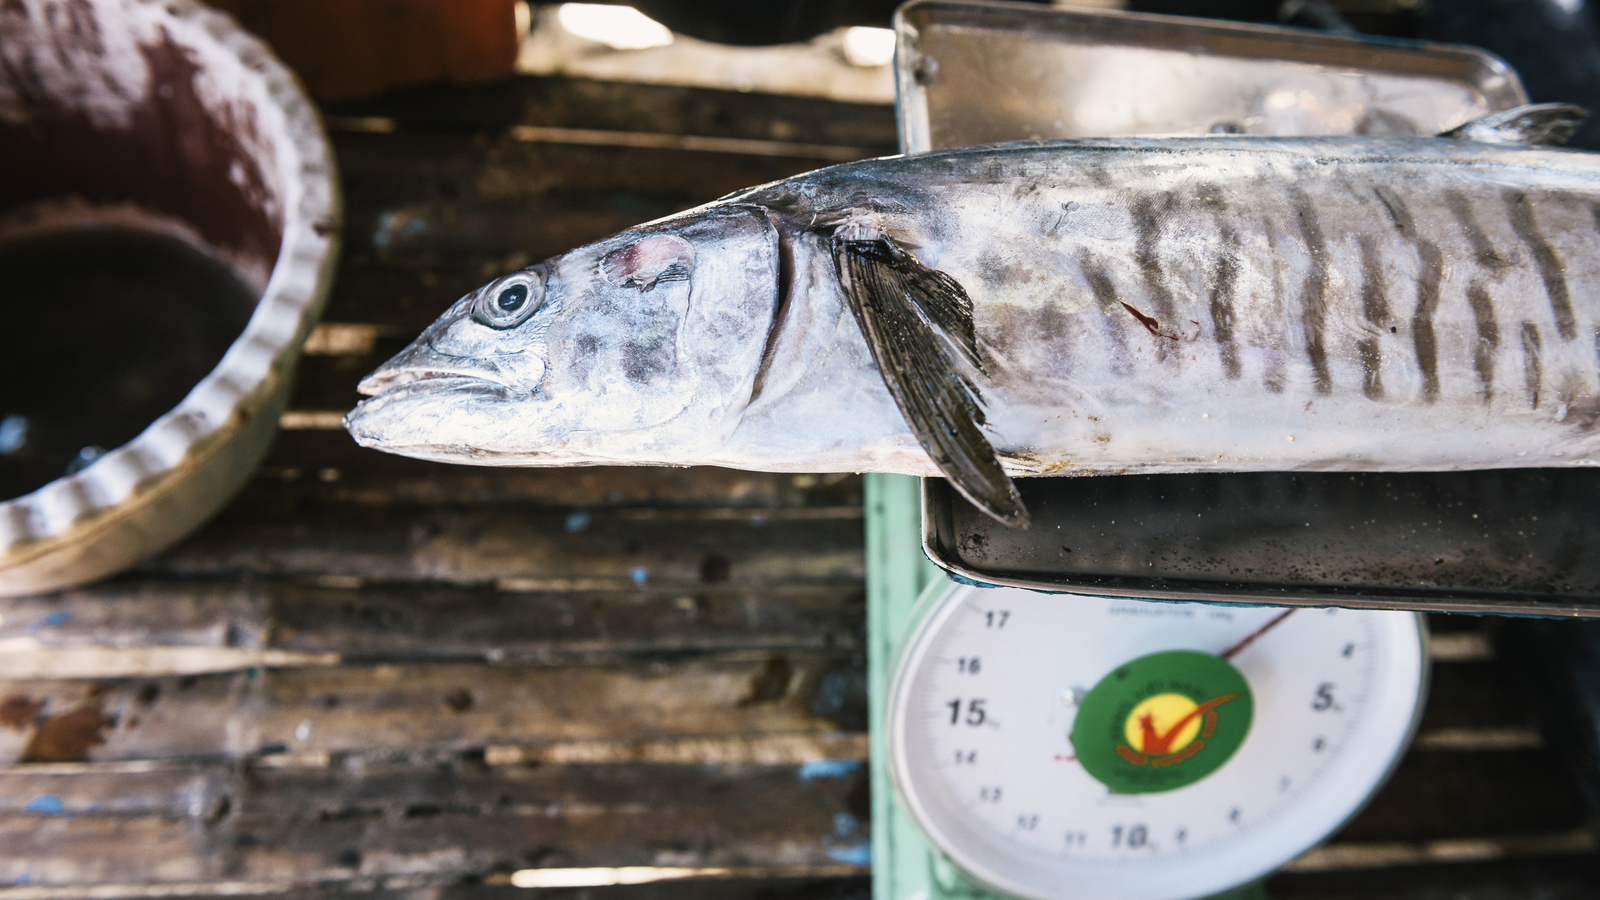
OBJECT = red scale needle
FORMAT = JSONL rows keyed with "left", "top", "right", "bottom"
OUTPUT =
{"left": 1220, "top": 609, "right": 1296, "bottom": 660}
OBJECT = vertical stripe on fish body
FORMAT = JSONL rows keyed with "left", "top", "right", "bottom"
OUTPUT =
{"left": 729, "top": 137, "right": 1600, "bottom": 477}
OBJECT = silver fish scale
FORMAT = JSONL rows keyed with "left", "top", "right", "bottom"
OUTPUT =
{"left": 729, "top": 137, "right": 1600, "bottom": 476}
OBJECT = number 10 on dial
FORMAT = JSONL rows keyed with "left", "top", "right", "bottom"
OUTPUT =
{"left": 887, "top": 584, "right": 1428, "bottom": 900}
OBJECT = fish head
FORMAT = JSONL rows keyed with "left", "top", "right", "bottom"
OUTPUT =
{"left": 345, "top": 207, "right": 782, "bottom": 464}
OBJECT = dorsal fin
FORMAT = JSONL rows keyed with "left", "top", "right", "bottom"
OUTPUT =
{"left": 1440, "top": 103, "right": 1588, "bottom": 146}
{"left": 830, "top": 223, "right": 1029, "bottom": 528}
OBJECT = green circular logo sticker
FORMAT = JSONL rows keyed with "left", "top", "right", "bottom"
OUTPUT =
{"left": 1070, "top": 650, "right": 1253, "bottom": 794}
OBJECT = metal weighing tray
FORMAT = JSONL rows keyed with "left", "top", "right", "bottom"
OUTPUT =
{"left": 895, "top": 0, "right": 1525, "bottom": 153}
{"left": 895, "top": 2, "right": 1600, "bottom": 615}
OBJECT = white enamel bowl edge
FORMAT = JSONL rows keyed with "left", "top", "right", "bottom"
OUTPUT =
{"left": 0, "top": 0, "right": 339, "bottom": 597}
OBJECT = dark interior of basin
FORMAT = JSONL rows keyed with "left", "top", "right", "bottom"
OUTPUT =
{"left": 0, "top": 12, "right": 285, "bottom": 502}
{"left": 0, "top": 227, "right": 260, "bottom": 501}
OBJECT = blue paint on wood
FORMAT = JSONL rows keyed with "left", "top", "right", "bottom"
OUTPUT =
{"left": 23, "top": 795, "right": 63, "bottom": 814}
{"left": 799, "top": 758, "right": 862, "bottom": 781}
{"left": 826, "top": 840, "right": 872, "bottom": 866}
{"left": 32, "top": 611, "right": 70, "bottom": 629}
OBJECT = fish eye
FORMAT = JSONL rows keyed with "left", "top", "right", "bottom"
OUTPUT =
{"left": 472, "top": 268, "right": 545, "bottom": 329}
{"left": 497, "top": 284, "right": 528, "bottom": 312}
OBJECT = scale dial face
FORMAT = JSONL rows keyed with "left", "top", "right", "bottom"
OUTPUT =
{"left": 888, "top": 585, "right": 1427, "bottom": 900}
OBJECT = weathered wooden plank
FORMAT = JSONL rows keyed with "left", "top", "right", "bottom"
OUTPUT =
{"left": 1416, "top": 661, "right": 1540, "bottom": 732}
{"left": 0, "top": 674, "right": 254, "bottom": 764}
{"left": 0, "top": 652, "right": 863, "bottom": 763}
{"left": 335, "top": 134, "right": 827, "bottom": 215}
{"left": 483, "top": 733, "right": 869, "bottom": 765}
{"left": 497, "top": 875, "right": 873, "bottom": 900}
{"left": 0, "top": 578, "right": 862, "bottom": 670}
{"left": 141, "top": 506, "right": 862, "bottom": 589}
{"left": 321, "top": 75, "right": 899, "bottom": 150}
{"left": 287, "top": 344, "right": 400, "bottom": 416}
{"left": 1334, "top": 748, "right": 1589, "bottom": 842}
{"left": 0, "top": 760, "right": 869, "bottom": 885}
{"left": 238, "top": 759, "right": 867, "bottom": 843}
{"left": 0, "top": 816, "right": 215, "bottom": 885}
{"left": 1288, "top": 830, "right": 1594, "bottom": 875}
{"left": 0, "top": 757, "right": 868, "bottom": 827}
{"left": 0, "top": 876, "right": 873, "bottom": 900}
{"left": 1268, "top": 853, "right": 1600, "bottom": 899}
{"left": 19, "top": 855, "right": 1600, "bottom": 900}
{"left": 477, "top": 875, "right": 874, "bottom": 900}
{"left": 254, "top": 432, "right": 862, "bottom": 509}
{"left": 250, "top": 655, "right": 861, "bottom": 756}
{"left": 0, "top": 586, "right": 261, "bottom": 651}
{"left": 0, "top": 649, "right": 339, "bottom": 682}
{"left": 1493, "top": 618, "right": 1600, "bottom": 824}
{"left": 0, "top": 761, "right": 231, "bottom": 817}
{"left": 266, "top": 583, "right": 864, "bottom": 659}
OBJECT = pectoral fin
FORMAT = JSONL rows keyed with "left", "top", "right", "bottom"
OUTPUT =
{"left": 1441, "top": 103, "right": 1588, "bottom": 145}
{"left": 831, "top": 224, "right": 1029, "bottom": 528}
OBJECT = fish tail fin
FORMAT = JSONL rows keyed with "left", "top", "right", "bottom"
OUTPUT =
{"left": 1441, "top": 103, "right": 1588, "bottom": 146}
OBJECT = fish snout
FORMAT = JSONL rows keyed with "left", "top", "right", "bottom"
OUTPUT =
{"left": 356, "top": 337, "right": 543, "bottom": 397}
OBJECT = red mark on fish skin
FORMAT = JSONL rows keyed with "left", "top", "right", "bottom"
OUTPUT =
{"left": 601, "top": 234, "right": 694, "bottom": 291}
{"left": 1120, "top": 302, "right": 1178, "bottom": 341}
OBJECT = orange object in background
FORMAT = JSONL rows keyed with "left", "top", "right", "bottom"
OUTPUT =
{"left": 207, "top": 0, "right": 520, "bottom": 100}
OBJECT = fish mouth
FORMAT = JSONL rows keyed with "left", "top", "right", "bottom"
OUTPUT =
{"left": 357, "top": 335, "right": 534, "bottom": 397}
{"left": 357, "top": 364, "right": 513, "bottom": 398}
{"left": 356, "top": 372, "right": 508, "bottom": 400}
{"left": 344, "top": 374, "right": 512, "bottom": 453}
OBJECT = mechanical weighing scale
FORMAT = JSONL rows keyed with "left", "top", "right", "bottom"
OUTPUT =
{"left": 867, "top": 4, "right": 1549, "bottom": 898}
{"left": 869, "top": 497, "right": 1426, "bottom": 900}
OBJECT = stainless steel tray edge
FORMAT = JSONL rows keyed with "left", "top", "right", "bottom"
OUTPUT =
{"left": 921, "top": 479, "right": 1600, "bottom": 617}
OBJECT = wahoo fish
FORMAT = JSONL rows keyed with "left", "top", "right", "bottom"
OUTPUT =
{"left": 346, "top": 105, "right": 1600, "bottom": 527}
